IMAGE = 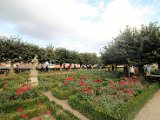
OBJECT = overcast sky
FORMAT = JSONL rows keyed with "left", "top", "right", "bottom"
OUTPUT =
{"left": 0, "top": 0, "right": 160, "bottom": 54}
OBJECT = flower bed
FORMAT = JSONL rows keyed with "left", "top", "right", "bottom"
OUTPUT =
{"left": 68, "top": 82, "right": 160, "bottom": 120}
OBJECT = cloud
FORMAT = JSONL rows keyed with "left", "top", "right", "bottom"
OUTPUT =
{"left": 0, "top": 0, "right": 157, "bottom": 54}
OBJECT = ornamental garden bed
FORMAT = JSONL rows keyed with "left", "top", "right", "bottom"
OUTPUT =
{"left": 48, "top": 70, "right": 159, "bottom": 120}
{"left": 0, "top": 74, "right": 80, "bottom": 120}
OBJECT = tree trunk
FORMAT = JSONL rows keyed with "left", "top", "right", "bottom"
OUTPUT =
{"left": 138, "top": 65, "right": 144, "bottom": 82}
{"left": 158, "top": 62, "right": 160, "bottom": 70}
{"left": 69, "top": 63, "right": 72, "bottom": 71}
{"left": 60, "top": 63, "right": 63, "bottom": 72}
{"left": 10, "top": 61, "right": 14, "bottom": 74}
{"left": 80, "top": 64, "right": 82, "bottom": 70}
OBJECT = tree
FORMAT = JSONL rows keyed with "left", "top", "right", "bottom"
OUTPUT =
{"left": 0, "top": 36, "right": 46, "bottom": 73}
{"left": 101, "top": 22, "right": 160, "bottom": 80}
{"left": 45, "top": 44, "right": 55, "bottom": 63}
{"left": 54, "top": 48, "right": 70, "bottom": 71}
{"left": 68, "top": 50, "right": 79, "bottom": 70}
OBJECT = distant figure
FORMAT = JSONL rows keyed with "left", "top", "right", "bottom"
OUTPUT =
{"left": 15, "top": 65, "right": 19, "bottom": 74}
{"left": 112, "top": 65, "right": 115, "bottom": 72}
{"left": 74, "top": 64, "right": 76, "bottom": 69}
{"left": 31, "top": 55, "right": 39, "bottom": 72}
{"left": 146, "top": 65, "right": 151, "bottom": 76}
{"left": 129, "top": 65, "right": 135, "bottom": 79}
{"left": 124, "top": 65, "right": 128, "bottom": 77}
{"left": 40, "top": 65, "right": 44, "bottom": 71}
{"left": 46, "top": 65, "right": 49, "bottom": 72}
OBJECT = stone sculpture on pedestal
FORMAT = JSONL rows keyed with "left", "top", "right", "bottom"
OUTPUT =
{"left": 29, "top": 55, "right": 39, "bottom": 87}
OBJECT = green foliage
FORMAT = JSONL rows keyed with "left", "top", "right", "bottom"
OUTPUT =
{"left": 101, "top": 22, "right": 160, "bottom": 66}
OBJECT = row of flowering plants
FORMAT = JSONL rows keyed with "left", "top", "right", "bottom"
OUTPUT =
{"left": 58, "top": 73, "right": 146, "bottom": 110}
{"left": 0, "top": 82, "right": 38, "bottom": 104}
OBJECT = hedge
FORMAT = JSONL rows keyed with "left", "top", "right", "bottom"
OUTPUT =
{"left": 68, "top": 82, "right": 160, "bottom": 120}
{"left": 51, "top": 87, "right": 75, "bottom": 100}
{"left": 47, "top": 101, "right": 80, "bottom": 120}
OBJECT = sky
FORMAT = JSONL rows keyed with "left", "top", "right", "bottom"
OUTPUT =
{"left": 0, "top": 0, "right": 160, "bottom": 55}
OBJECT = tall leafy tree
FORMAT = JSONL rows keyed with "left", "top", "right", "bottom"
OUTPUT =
{"left": 54, "top": 48, "right": 70, "bottom": 71}
{"left": 101, "top": 22, "right": 160, "bottom": 80}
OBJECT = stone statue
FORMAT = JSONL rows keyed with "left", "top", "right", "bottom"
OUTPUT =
{"left": 29, "top": 55, "right": 39, "bottom": 87}
{"left": 31, "top": 55, "right": 39, "bottom": 72}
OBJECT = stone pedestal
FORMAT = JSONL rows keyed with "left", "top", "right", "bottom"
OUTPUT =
{"left": 29, "top": 70, "right": 39, "bottom": 87}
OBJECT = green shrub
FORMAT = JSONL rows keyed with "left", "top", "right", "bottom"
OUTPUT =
{"left": 51, "top": 87, "right": 73, "bottom": 100}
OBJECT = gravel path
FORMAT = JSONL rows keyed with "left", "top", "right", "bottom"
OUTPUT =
{"left": 134, "top": 89, "right": 160, "bottom": 120}
{"left": 43, "top": 91, "right": 89, "bottom": 120}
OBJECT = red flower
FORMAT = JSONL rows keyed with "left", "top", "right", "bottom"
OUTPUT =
{"left": 118, "top": 86, "right": 121, "bottom": 90}
{"left": 47, "top": 110, "right": 51, "bottom": 116}
{"left": 65, "top": 77, "right": 73, "bottom": 81}
{"left": 125, "top": 89, "right": 132, "bottom": 93}
{"left": 17, "top": 88, "right": 21, "bottom": 96}
{"left": 18, "top": 107, "right": 22, "bottom": 112}
{"left": 22, "top": 113, "right": 27, "bottom": 119}
{"left": 21, "top": 87, "right": 29, "bottom": 92}
{"left": 94, "top": 79, "right": 102, "bottom": 83}
{"left": 63, "top": 81, "right": 69, "bottom": 85}
{"left": 79, "top": 81, "right": 88, "bottom": 86}
{"left": 119, "top": 90, "right": 123, "bottom": 94}
{"left": 84, "top": 87, "right": 90, "bottom": 91}
{"left": 88, "top": 91, "right": 93, "bottom": 95}
{"left": 37, "top": 117, "right": 42, "bottom": 120}
{"left": 120, "top": 80, "right": 127, "bottom": 85}
{"left": 22, "top": 83, "right": 27, "bottom": 87}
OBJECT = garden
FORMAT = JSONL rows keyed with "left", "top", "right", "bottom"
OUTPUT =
{"left": 0, "top": 69, "right": 159, "bottom": 120}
